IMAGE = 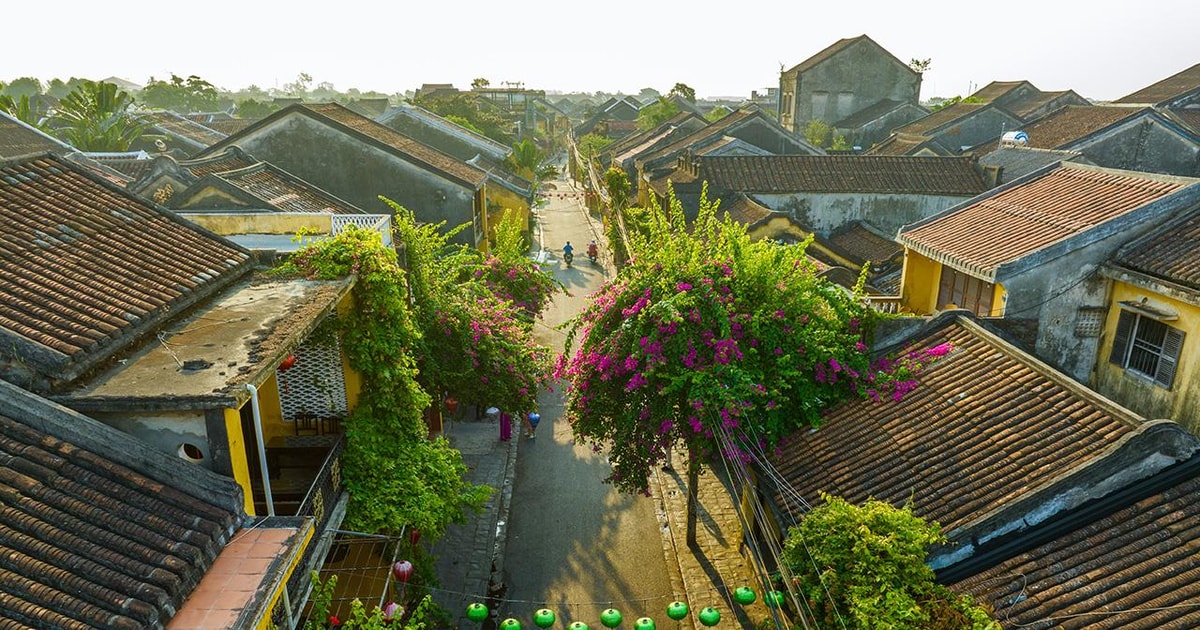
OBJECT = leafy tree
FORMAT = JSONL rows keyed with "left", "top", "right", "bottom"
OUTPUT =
{"left": 46, "top": 77, "right": 87, "bottom": 99}
{"left": 636, "top": 96, "right": 681, "bottom": 130}
{"left": 576, "top": 132, "right": 614, "bottom": 161}
{"left": 235, "top": 98, "right": 276, "bottom": 119}
{"left": 477, "top": 210, "right": 563, "bottom": 320}
{"left": 704, "top": 105, "right": 731, "bottom": 122}
{"left": 140, "top": 74, "right": 219, "bottom": 112}
{"left": 782, "top": 494, "right": 999, "bottom": 629}
{"left": 278, "top": 226, "right": 491, "bottom": 539}
{"left": 2, "top": 77, "right": 43, "bottom": 99}
{"left": 311, "top": 81, "right": 339, "bottom": 100}
{"left": 910, "top": 57, "right": 933, "bottom": 73}
{"left": 803, "top": 119, "right": 849, "bottom": 150}
{"left": 285, "top": 72, "right": 313, "bottom": 97}
{"left": 471, "top": 77, "right": 490, "bottom": 90}
{"left": 930, "top": 95, "right": 984, "bottom": 112}
{"left": 413, "top": 91, "right": 513, "bottom": 144}
{"left": 46, "top": 80, "right": 153, "bottom": 151}
{"left": 0, "top": 94, "right": 42, "bottom": 127}
{"left": 669, "top": 82, "right": 697, "bottom": 103}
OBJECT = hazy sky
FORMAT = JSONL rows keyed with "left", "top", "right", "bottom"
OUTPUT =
{"left": 5, "top": 0, "right": 1197, "bottom": 102}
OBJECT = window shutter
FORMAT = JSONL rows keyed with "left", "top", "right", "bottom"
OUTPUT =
{"left": 1154, "top": 328, "right": 1185, "bottom": 388}
{"left": 1109, "top": 310, "right": 1135, "bottom": 366}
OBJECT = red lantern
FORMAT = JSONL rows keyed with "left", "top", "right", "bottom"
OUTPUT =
{"left": 279, "top": 354, "right": 297, "bottom": 371}
{"left": 408, "top": 528, "right": 421, "bottom": 547}
{"left": 445, "top": 396, "right": 460, "bottom": 414}
{"left": 392, "top": 560, "right": 414, "bottom": 583}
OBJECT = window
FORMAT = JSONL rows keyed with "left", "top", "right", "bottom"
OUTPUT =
{"left": 1109, "top": 308, "right": 1185, "bottom": 388}
{"left": 936, "top": 267, "right": 995, "bottom": 316}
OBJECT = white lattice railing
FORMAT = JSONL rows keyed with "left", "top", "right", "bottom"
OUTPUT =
{"left": 332, "top": 214, "right": 392, "bottom": 247}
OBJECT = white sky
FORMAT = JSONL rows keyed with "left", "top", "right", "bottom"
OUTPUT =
{"left": 4, "top": 0, "right": 1197, "bottom": 102}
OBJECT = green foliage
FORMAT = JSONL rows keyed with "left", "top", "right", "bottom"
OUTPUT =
{"left": 277, "top": 225, "right": 491, "bottom": 538}
{"left": 383, "top": 198, "right": 555, "bottom": 415}
{"left": 909, "top": 58, "right": 932, "bottom": 73}
{"left": 140, "top": 74, "right": 219, "bottom": 112}
{"left": 508, "top": 138, "right": 546, "bottom": 186}
{"left": 471, "top": 77, "right": 490, "bottom": 90}
{"left": 413, "top": 92, "right": 513, "bottom": 144}
{"left": 704, "top": 106, "right": 731, "bottom": 122}
{"left": 445, "top": 114, "right": 484, "bottom": 136}
{"left": 602, "top": 166, "right": 630, "bottom": 211}
{"left": 235, "top": 98, "right": 277, "bottom": 119}
{"left": 46, "top": 77, "right": 87, "bottom": 99}
{"left": 802, "top": 119, "right": 848, "bottom": 150}
{"left": 783, "top": 494, "right": 999, "bottom": 630}
{"left": 46, "top": 80, "right": 153, "bottom": 151}
{"left": 930, "top": 95, "right": 984, "bottom": 112}
{"left": 557, "top": 185, "right": 879, "bottom": 493}
{"left": 2, "top": 77, "right": 43, "bottom": 99}
{"left": 303, "top": 572, "right": 439, "bottom": 629}
{"left": 668, "top": 82, "right": 697, "bottom": 103}
{"left": 576, "top": 132, "right": 614, "bottom": 160}
{"left": 0, "top": 94, "right": 41, "bottom": 127}
{"left": 636, "top": 96, "right": 681, "bottom": 130}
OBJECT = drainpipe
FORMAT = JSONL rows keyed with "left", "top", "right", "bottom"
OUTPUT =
{"left": 245, "top": 383, "right": 275, "bottom": 517}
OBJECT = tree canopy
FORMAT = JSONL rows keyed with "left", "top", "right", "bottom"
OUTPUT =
{"left": 557, "top": 186, "right": 882, "bottom": 494}
{"left": 636, "top": 96, "right": 681, "bottom": 130}
{"left": 783, "top": 494, "right": 999, "bottom": 629}
{"left": 140, "top": 74, "right": 219, "bottom": 112}
{"left": 46, "top": 80, "right": 152, "bottom": 152}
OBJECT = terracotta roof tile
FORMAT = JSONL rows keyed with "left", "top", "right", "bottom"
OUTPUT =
{"left": 0, "top": 412, "right": 239, "bottom": 628}
{"left": 144, "top": 112, "right": 227, "bottom": 149}
{"left": 894, "top": 102, "right": 990, "bottom": 135}
{"left": 719, "top": 193, "right": 774, "bottom": 226}
{"left": 898, "top": 163, "right": 1193, "bottom": 279}
{"left": 1113, "top": 206, "right": 1200, "bottom": 291}
{"left": 1113, "top": 62, "right": 1200, "bottom": 105}
{"left": 952, "top": 473, "right": 1200, "bottom": 629}
{"left": 769, "top": 318, "right": 1140, "bottom": 533}
{"left": 0, "top": 113, "right": 69, "bottom": 159}
{"left": 827, "top": 221, "right": 902, "bottom": 265}
{"left": 1021, "top": 105, "right": 1145, "bottom": 149}
{"left": 0, "top": 153, "right": 253, "bottom": 386}
{"left": 180, "top": 149, "right": 259, "bottom": 178}
{"left": 299, "top": 103, "right": 487, "bottom": 187}
{"left": 685, "top": 155, "right": 987, "bottom": 196}
{"left": 211, "top": 163, "right": 366, "bottom": 214}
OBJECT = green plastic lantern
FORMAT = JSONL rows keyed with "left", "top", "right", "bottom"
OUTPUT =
{"left": 666, "top": 601, "right": 689, "bottom": 621}
{"left": 466, "top": 603, "right": 489, "bottom": 623}
{"left": 765, "top": 590, "right": 786, "bottom": 607}
{"left": 568, "top": 622, "right": 590, "bottom": 630}
{"left": 635, "top": 617, "right": 655, "bottom": 630}
{"left": 697, "top": 607, "right": 720, "bottom": 627}
{"left": 534, "top": 609, "right": 556, "bottom": 628}
{"left": 733, "top": 586, "right": 756, "bottom": 605}
{"left": 500, "top": 619, "right": 522, "bottom": 630}
{"left": 600, "top": 608, "right": 622, "bottom": 628}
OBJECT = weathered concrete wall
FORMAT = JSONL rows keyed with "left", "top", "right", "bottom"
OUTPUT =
{"left": 931, "top": 108, "right": 1023, "bottom": 152}
{"left": 92, "top": 408, "right": 214, "bottom": 469}
{"left": 228, "top": 114, "right": 479, "bottom": 243}
{"left": 1073, "top": 118, "right": 1200, "bottom": 177}
{"left": 792, "top": 39, "right": 920, "bottom": 127}
{"left": 761, "top": 192, "right": 969, "bottom": 236}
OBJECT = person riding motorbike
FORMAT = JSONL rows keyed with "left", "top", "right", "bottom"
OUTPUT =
{"left": 563, "top": 241, "right": 574, "bottom": 267}
{"left": 587, "top": 240, "right": 598, "bottom": 264}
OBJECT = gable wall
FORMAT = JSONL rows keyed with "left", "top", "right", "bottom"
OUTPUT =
{"left": 1068, "top": 118, "right": 1200, "bottom": 177}
{"left": 932, "top": 108, "right": 1024, "bottom": 153}
{"left": 841, "top": 103, "right": 928, "bottom": 149}
{"left": 760, "top": 191, "right": 970, "bottom": 237}
{"left": 226, "top": 115, "right": 479, "bottom": 243}
{"left": 793, "top": 40, "right": 920, "bottom": 128}
{"left": 727, "top": 119, "right": 813, "bottom": 155}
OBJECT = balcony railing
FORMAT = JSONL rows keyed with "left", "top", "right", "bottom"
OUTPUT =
{"left": 865, "top": 295, "right": 902, "bottom": 314}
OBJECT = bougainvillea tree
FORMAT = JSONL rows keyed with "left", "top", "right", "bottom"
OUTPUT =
{"left": 385, "top": 199, "right": 556, "bottom": 415}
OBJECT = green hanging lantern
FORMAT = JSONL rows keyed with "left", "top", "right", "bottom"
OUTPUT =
{"left": 733, "top": 586, "right": 756, "bottom": 605}
{"left": 697, "top": 607, "right": 720, "bottom": 627}
{"left": 466, "top": 603, "right": 489, "bottom": 623}
{"left": 635, "top": 617, "right": 655, "bottom": 630}
{"left": 569, "top": 622, "right": 590, "bottom": 630}
{"left": 534, "top": 609, "right": 556, "bottom": 628}
{"left": 501, "top": 619, "right": 522, "bottom": 630}
{"left": 666, "top": 601, "right": 689, "bottom": 621}
{"left": 765, "top": 590, "right": 786, "bottom": 607}
{"left": 600, "top": 608, "right": 622, "bottom": 628}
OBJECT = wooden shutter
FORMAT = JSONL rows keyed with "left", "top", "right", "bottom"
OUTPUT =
{"left": 1109, "top": 310, "right": 1135, "bottom": 366}
{"left": 1154, "top": 328, "right": 1185, "bottom": 388}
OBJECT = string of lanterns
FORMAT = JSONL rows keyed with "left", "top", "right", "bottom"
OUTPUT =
{"left": 458, "top": 585, "right": 788, "bottom": 629}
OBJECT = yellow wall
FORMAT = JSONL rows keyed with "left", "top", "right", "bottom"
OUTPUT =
{"left": 179, "top": 211, "right": 333, "bottom": 236}
{"left": 990, "top": 284, "right": 1008, "bottom": 317}
{"left": 337, "top": 293, "right": 364, "bottom": 410}
{"left": 900, "top": 249, "right": 942, "bottom": 314}
{"left": 1094, "top": 280, "right": 1200, "bottom": 427}
{"left": 223, "top": 407, "right": 257, "bottom": 515}
{"left": 485, "top": 187, "right": 532, "bottom": 240}
{"left": 747, "top": 217, "right": 810, "bottom": 244}
{"left": 256, "top": 522, "right": 316, "bottom": 630}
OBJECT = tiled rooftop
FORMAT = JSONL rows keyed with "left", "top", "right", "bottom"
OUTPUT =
{"left": 181, "top": 148, "right": 259, "bottom": 178}
{"left": 951, "top": 472, "right": 1200, "bottom": 629}
{"left": 977, "top": 146, "right": 1085, "bottom": 183}
{"left": 0, "top": 410, "right": 240, "bottom": 628}
{"left": 298, "top": 103, "right": 487, "bottom": 187}
{"left": 898, "top": 163, "right": 1194, "bottom": 280}
{"left": 638, "top": 109, "right": 762, "bottom": 166}
{"left": 0, "top": 112, "right": 69, "bottom": 159}
{"left": 769, "top": 317, "right": 1141, "bottom": 534}
{"left": 827, "top": 221, "right": 902, "bottom": 265}
{"left": 718, "top": 193, "right": 774, "bottom": 227}
{"left": 1113, "top": 62, "right": 1200, "bottom": 105}
{"left": 209, "top": 162, "right": 366, "bottom": 214}
{"left": 679, "top": 154, "right": 987, "bottom": 196}
{"left": 0, "top": 153, "right": 253, "bottom": 389}
{"left": 144, "top": 111, "right": 228, "bottom": 149}
{"left": 1112, "top": 205, "right": 1200, "bottom": 291}
{"left": 1021, "top": 105, "right": 1145, "bottom": 149}
{"left": 894, "top": 102, "right": 990, "bottom": 135}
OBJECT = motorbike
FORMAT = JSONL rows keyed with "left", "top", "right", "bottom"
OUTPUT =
{"left": 587, "top": 245, "right": 598, "bottom": 264}
{"left": 564, "top": 251, "right": 574, "bottom": 267}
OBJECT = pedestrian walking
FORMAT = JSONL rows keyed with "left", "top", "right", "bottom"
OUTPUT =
{"left": 526, "top": 412, "right": 540, "bottom": 439}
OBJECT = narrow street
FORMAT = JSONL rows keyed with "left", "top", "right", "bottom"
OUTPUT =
{"left": 498, "top": 173, "right": 675, "bottom": 625}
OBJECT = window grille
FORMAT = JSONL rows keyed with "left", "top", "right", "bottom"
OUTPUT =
{"left": 1074, "top": 307, "right": 1106, "bottom": 337}
{"left": 278, "top": 335, "right": 349, "bottom": 421}
{"left": 1108, "top": 308, "right": 1185, "bottom": 388}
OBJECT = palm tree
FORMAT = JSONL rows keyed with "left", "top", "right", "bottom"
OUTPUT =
{"left": 0, "top": 94, "right": 42, "bottom": 127}
{"left": 46, "top": 80, "right": 152, "bottom": 151}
